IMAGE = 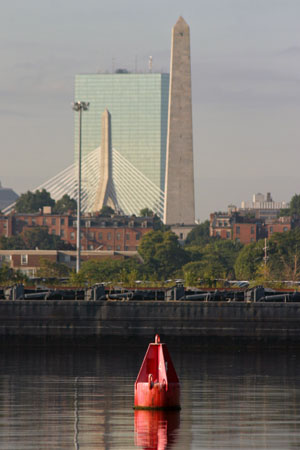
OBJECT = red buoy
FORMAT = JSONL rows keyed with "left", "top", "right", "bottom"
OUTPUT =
{"left": 134, "top": 334, "right": 180, "bottom": 410}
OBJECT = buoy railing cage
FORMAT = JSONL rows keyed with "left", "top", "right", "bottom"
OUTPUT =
{"left": 134, "top": 334, "right": 181, "bottom": 410}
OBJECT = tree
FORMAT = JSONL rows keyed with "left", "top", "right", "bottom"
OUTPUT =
{"left": 280, "top": 194, "right": 300, "bottom": 217}
{"left": 22, "top": 227, "right": 73, "bottom": 250}
{"left": 75, "top": 257, "right": 142, "bottom": 285}
{"left": 184, "top": 239, "right": 243, "bottom": 282}
{"left": 138, "top": 230, "right": 188, "bottom": 279}
{"left": 290, "top": 194, "right": 300, "bottom": 215}
{"left": 0, "top": 264, "right": 28, "bottom": 285}
{"left": 53, "top": 194, "right": 77, "bottom": 214}
{"left": 69, "top": 270, "right": 86, "bottom": 287}
{"left": 140, "top": 208, "right": 154, "bottom": 217}
{"left": 183, "top": 259, "right": 227, "bottom": 285}
{"left": 234, "top": 229, "right": 300, "bottom": 282}
{"left": 184, "top": 245, "right": 204, "bottom": 262}
{"left": 268, "top": 229, "right": 300, "bottom": 281}
{"left": 139, "top": 208, "right": 166, "bottom": 230}
{"left": 99, "top": 205, "right": 115, "bottom": 216}
{"left": 234, "top": 240, "right": 265, "bottom": 280}
{"left": 15, "top": 189, "right": 55, "bottom": 213}
{"left": 185, "top": 221, "right": 212, "bottom": 246}
{"left": 0, "top": 264, "right": 14, "bottom": 284}
{"left": 0, "top": 229, "right": 73, "bottom": 250}
{"left": 37, "top": 258, "right": 70, "bottom": 279}
{"left": 279, "top": 208, "right": 290, "bottom": 217}
{"left": 152, "top": 215, "right": 165, "bottom": 231}
{"left": 0, "top": 235, "right": 26, "bottom": 250}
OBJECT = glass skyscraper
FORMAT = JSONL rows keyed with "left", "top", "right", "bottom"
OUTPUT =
{"left": 74, "top": 73, "right": 170, "bottom": 206}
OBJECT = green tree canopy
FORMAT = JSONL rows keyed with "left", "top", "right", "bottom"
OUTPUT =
{"left": 183, "top": 259, "right": 227, "bottom": 285}
{"left": 139, "top": 209, "right": 165, "bottom": 230}
{"left": 280, "top": 194, "right": 300, "bottom": 217}
{"left": 0, "top": 228, "right": 74, "bottom": 251}
{"left": 37, "top": 258, "right": 70, "bottom": 279}
{"left": 74, "top": 257, "right": 142, "bottom": 285}
{"left": 185, "top": 221, "right": 212, "bottom": 246}
{"left": 99, "top": 205, "right": 115, "bottom": 216}
{"left": 53, "top": 194, "right": 77, "bottom": 214}
{"left": 0, "top": 264, "right": 28, "bottom": 285}
{"left": 15, "top": 189, "right": 55, "bottom": 213}
{"left": 290, "top": 194, "right": 300, "bottom": 215}
{"left": 234, "top": 229, "right": 300, "bottom": 281}
{"left": 140, "top": 208, "right": 154, "bottom": 217}
{"left": 184, "top": 239, "right": 243, "bottom": 282}
{"left": 0, "top": 235, "right": 26, "bottom": 250}
{"left": 138, "top": 230, "right": 188, "bottom": 279}
{"left": 234, "top": 240, "right": 265, "bottom": 280}
{"left": 268, "top": 229, "right": 300, "bottom": 281}
{"left": 21, "top": 227, "right": 73, "bottom": 250}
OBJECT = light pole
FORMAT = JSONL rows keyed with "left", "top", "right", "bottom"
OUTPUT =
{"left": 72, "top": 101, "right": 89, "bottom": 273}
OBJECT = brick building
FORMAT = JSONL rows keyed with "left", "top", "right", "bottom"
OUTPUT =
{"left": 209, "top": 213, "right": 232, "bottom": 240}
{"left": 0, "top": 208, "right": 154, "bottom": 251}
{"left": 232, "top": 223, "right": 260, "bottom": 244}
{"left": 264, "top": 216, "right": 292, "bottom": 237}
{"left": 210, "top": 212, "right": 293, "bottom": 245}
{"left": 0, "top": 214, "right": 13, "bottom": 238}
{"left": 0, "top": 249, "right": 142, "bottom": 278}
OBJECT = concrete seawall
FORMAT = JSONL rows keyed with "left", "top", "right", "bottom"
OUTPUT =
{"left": 1, "top": 300, "right": 300, "bottom": 341}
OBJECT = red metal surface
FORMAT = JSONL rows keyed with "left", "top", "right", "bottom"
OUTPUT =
{"left": 134, "top": 335, "right": 180, "bottom": 409}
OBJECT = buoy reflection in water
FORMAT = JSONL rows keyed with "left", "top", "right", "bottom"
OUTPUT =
{"left": 134, "top": 409, "right": 180, "bottom": 449}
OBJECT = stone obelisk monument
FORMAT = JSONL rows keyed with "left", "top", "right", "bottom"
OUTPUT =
{"left": 93, "top": 109, "right": 117, "bottom": 211}
{"left": 164, "top": 17, "right": 195, "bottom": 225}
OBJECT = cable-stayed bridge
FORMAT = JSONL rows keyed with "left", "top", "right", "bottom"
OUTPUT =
{"left": 3, "top": 148, "right": 165, "bottom": 219}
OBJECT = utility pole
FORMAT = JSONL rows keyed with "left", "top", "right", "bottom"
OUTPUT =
{"left": 72, "top": 101, "right": 90, "bottom": 273}
{"left": 263, "top": 237, "right": 268, "bottom": 279}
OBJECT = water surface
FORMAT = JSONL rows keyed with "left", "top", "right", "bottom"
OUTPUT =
{"left": 1, "top": 343, "right": 300, "bottom": 449}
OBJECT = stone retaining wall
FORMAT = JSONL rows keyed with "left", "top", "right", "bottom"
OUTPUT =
{"left": 0, "top": 300, "right": 300, "bottom": 340}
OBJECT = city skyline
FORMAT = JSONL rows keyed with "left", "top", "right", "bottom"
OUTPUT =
{"left": 74, "top": 72, "right": 169, "bottom": 218}
{"left": 2, "top": 0, "right": 300, "bottom": 221}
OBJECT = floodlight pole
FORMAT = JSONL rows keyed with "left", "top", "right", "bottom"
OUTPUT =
{"left": 72, "top": 101, "right": 89, "bottom": 273}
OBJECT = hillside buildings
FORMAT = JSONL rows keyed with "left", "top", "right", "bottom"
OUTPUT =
{"left": 239, "top": 192, "right": 289, "bottom": 220}
{"left": 0, "top": 208, "right": 154, "bottom": 251}
{"left": 0, "top": 206, "right": 155, "bottom": 277}
{"left": 210, "top": 192, "right": 293, "bottom": 244}
{"left": 210, "top": 212, "right": 292, "bottom": 245}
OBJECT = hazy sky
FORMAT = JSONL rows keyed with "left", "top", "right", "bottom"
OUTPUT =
{"left": 1, "top": 0, "right": 300, "bottom": 221}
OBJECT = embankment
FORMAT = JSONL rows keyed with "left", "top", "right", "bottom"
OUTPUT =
{"left": 1, "top": 300, "right": 300, "bottom": 344}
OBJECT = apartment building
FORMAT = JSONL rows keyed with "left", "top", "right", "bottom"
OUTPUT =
{"left": 0, "top": 209, "right": 154, "bottom": 251}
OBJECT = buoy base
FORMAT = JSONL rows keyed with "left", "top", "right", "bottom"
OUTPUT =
{"left": 134, "top": 381, "right": 180, "bottom": 410}
{"left": 133, "top": 405, "right": 181, "bottom": 410}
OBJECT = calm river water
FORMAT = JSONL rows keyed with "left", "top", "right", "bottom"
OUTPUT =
{"left": 1, "top": 341, "right": 300, "bottom": 449}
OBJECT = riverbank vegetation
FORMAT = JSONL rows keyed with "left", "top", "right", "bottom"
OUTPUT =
{"left": 3, "top": 189, "right": 300, "bottom": 286}
{"left": 3, "top": 223, "right": 300, "bottom": 288}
